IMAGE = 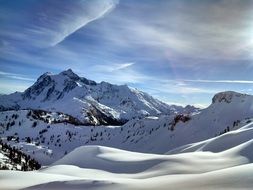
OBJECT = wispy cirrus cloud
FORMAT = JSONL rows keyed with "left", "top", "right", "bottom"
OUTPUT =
{"left": 0, "top": 71, "right": 35, "bottom": 93}
{"left": 0, "top": 71, "right": 35, "bottom": 82}
{"left": 92, "top": 62, "right": 135, "bottom": 73}
{"left": 113, "top": 62, "right": 134, "bottom": 71}
{"left": 183, "top": 79, "right": 253, "bottom": 84}
{"left": 0, "top": 82, "right": 31, "bottom": 94}
{"left": 0, "top": 0, "right": 119, "bottom": 48}
{"left": 90, "top": 0, "right": 253, "bottom": 60}
{"left": 41, "top": 0, "right": 119, "bottom": 46}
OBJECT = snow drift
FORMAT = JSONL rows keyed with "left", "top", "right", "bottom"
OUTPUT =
{"left": 1, "top": 122, "right": 253, "bottom": 190}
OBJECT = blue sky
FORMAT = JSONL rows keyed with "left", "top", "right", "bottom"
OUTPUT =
{"left": 1, "top": 0, "right": 253, "bottom": 107}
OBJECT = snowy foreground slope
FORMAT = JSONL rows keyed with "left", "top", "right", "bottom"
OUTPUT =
{"left": 1, "top": 122, "right": 253, "bottom": 190}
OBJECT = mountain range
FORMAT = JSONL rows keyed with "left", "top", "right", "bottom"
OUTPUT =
{"left": 0, "top": 69, "right": 197, "bottom": 125}
{"left": 1, "top": 70, "right": 253, "bottom": 189}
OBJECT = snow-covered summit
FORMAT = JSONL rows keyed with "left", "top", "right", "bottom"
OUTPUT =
{"left": 22, "top": 69, "right": 97, "bottom": 101}
{"left": 0, "top": 69, "right": 195, "bottom": 125}
{"left": 60, "top": 69, "right": 79, "bottom": 79}
{"left": 207, "top": 91, "right": 253, "bottom": 124}
{"left": 212, "top": 91, "right": 250, "bottom": 104}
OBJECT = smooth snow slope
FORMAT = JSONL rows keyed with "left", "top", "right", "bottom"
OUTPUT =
{"left": 167, "top": 121, "right": 253, "bottom": 155}
{"left": 1, "top": 122, "right": 253, "bottom": 190}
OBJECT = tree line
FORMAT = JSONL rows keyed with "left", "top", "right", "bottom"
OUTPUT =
{"left": 0, "top": 139, "right": 41, "bottom": 171}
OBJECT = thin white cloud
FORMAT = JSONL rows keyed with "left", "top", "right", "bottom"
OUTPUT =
{"left": 92, "top": 69, "right": 149, "bottom": 84}
{"left": 183, "top": 79, "right": 253, "bottom": 84}
{"left": 0, "top": 71, "right": 35, "bottom": 82}
{"left": 49, "top": 0, "right": 119, "bottom": 46}
{"left": 128, "top": 78, "right": 218, "bottom": 95}
{"left": 1, "top": 0, "right": 119, "bottom": 48}
{"left": 0, "top": 82, "right": 30, "bottom": 94}
{"left": 94, "top": 0, "right": 253, "bottom": 60}
{"left": 91, "top": 62, "right": 135, "bottom": 73}
{"left": 112, "top": 62, "right": 135, "bottom": 71}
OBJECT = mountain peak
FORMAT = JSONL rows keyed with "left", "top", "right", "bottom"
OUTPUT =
{"left": 37, "top": 72, "right": 52, "bottom": 82}
{"left": 0, "top": 69, "right": 191, "bottom": 124}
{"left": 212, "top": 91, "right": 248, "bottom": 104}
{"left": 60, "top": 68, "right": 74, "bottom": 75}
{"left": 59, "top": 69, "right": 80, "bottom": 80}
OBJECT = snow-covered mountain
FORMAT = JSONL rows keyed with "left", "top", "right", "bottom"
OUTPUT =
{"left": 1, "top": 87, "right": 253, "bottom": 189}
{"left": 1, "top": 91, "right": 253, "bottom": 166}
{"left": 0, "top": 69, "right": 195, "bottom": 125}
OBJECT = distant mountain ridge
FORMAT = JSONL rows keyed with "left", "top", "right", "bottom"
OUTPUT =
{"left": 0, "top": 69, "right": 197, "bottom": 125}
